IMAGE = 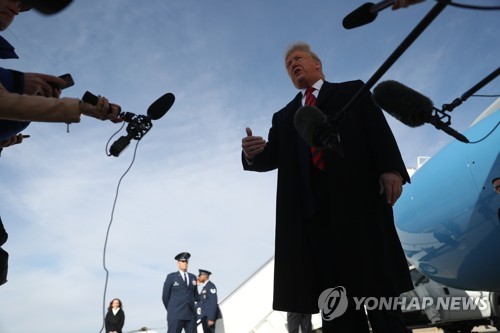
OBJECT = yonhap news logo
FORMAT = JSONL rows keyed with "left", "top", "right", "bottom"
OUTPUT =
{"left": 318, "top": 286, "right": 489, "bottom": 321}
{"left": 356, "top": 295, "right": 489, "bottom": 312}
{"left": 317, "top": 286, "right": 349, "bottom": 320}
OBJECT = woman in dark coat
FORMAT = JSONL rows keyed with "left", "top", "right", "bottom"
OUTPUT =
{"left": 105, "top": 298, "right": 125, "bottom": 333}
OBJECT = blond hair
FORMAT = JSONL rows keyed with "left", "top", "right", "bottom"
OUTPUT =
{"left": 284, "top": 42, "right": 325, "bottom": 79}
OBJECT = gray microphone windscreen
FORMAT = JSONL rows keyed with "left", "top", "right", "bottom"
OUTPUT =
{"left": 372, "top": 80, "right": 434, "bottom": 127}
{"left": 294, "top": 105, "right": 328, "bottom": 147}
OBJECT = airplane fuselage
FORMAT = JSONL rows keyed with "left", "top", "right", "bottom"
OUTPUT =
{"left": 395, "top": 101, "right": 500, "bottom": 291}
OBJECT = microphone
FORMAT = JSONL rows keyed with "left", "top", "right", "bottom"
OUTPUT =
{"left": 82, "top": 91, "right": 175, "bottom": 156}
{"left": 442, "top": 67, "right": 500, "bottom": 112}
{"left": 81, "top": 91, "right": 175, "bottom": 122}
{"left": 372, "top": 80, "right": 469, "bottom": 143}
{"left": 147, "top": 92, "right": 175, "bottom": 120}
{"left": 294, "top": 105, "right": 343, "bottom": 154}
{"left": 342, "top": 0, "right": 395, "bottom": 29}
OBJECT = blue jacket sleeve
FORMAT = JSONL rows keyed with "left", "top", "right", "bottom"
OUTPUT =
{"left": 162, "top": 274, "right": 172, "bottom": 310}
{"left": 0, "top": 67, "right": 24, "bottom": 93}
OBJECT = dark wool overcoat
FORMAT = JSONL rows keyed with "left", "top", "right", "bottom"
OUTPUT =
{"left": 243, "top": 80, "right": 413, "bottom": 313}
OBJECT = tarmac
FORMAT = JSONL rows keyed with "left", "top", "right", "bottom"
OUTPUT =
{"left": 413, "top": 326, "right": 498, "bottom": 332}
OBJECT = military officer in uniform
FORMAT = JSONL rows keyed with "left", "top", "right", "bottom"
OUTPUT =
{"left": 196, "top": 269, "right": 220, "bottom": 333}
{"left": 162, "top": 252, "right": 198, "bottom": 333}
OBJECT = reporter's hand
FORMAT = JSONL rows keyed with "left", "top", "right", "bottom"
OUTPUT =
{"left": 392, "top": 0, "right": 425, "bottom": 10}
{"left": 241, "top": 127, "right": 266, "bottom": 160}
{"left": 79, "top": 96, "right": 121, "bottom": 121}
{"left": 0, "top": 133, "right": 25, "bottom": 148}
{"left": 24, "top": 73, "right": 66, "bottom": 98}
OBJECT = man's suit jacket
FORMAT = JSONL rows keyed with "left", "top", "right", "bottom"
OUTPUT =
{"left": 162, "top": 271, "right": 198, "bottom": 321}
{"left": 243, "top": 80, "right": 413, "bottom": 313}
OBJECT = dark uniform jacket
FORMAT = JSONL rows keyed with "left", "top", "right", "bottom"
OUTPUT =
{"left": 197, "top": 280, "right": 220, "bottom": 321}
{"left": 162, "top": 271, "right": 198, "bottom": 321}
{"left": 243, "top": 80, "right": 413, "bottom": 313}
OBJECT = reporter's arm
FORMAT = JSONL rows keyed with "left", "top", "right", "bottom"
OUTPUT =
{"left": 0, "top": 84, "right": 81, "bottom": 122}
{"left": 0, "top": 84, "right": 120, "bottom": 123}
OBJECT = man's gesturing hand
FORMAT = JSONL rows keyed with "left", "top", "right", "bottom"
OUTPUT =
{"left": 242, "top": 127, "right": 266, "bottom": 161}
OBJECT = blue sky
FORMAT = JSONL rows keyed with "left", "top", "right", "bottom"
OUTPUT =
{"left": 0, "top": 0, "right": 499, "bottom": 332}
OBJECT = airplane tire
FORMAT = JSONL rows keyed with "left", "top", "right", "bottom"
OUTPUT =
{"left": 489, "top": 291, "right": 500, "bottom": 329}
{"left": 441, "top": 324, "right": 474, "bottom": 333}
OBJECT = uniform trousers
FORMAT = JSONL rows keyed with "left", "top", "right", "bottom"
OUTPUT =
{"left": 167, "top": 319, "right": 196, "bottom": 333}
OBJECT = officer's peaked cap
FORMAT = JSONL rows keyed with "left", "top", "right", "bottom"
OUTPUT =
{"left": 198, "top": 269, "right": 212, "bottom": 276}
{"left": 175, "top": 252, "right": 191, "bottom": 261}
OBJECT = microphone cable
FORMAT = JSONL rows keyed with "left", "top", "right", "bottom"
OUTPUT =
{"left": 468, "top": 120, "right": 499, "bottom": 144}
{"left": 447, "top": 1, "right": 500, "bottom": 10}
{"left": 105, "top": 122, "right": 126, "bottom": 157}
{"left": 467, "top": 93, "right": 500, "bottom": 144}
{"left": 98, "top": 138, "right": 141, "bottom": 333}
{"left": 454, "top": 93, "right": 500, "bottom": 144}
{"left": 471, "top": 94, "right": 500, "bottom": 98}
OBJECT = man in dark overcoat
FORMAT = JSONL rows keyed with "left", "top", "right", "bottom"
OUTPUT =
{"left": 241, "top": 42, "right": 413, "bottom": 333}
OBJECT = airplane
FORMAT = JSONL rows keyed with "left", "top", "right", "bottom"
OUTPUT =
{"left": 330, "top": 0, "right": 500, "bottom": 298}
{"left": 332, "top": 0, "right": 500, "bottom": 298}
{"left": 394, "top": 96, "right": 500, "bottom": 293}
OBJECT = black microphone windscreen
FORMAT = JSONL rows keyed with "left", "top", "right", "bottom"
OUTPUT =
{"left": 294, "top": 105, "right": 328, "bottom": 147}
{"left": 342, "top": 3, "right": 378, "bottom": 29}
{"left": 147, "top": 93, "right": 175, "bottom": 120}
{"left": 372, "top": 80, "right": 434, "bottom": 127}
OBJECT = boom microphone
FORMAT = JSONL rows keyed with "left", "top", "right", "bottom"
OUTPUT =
{"left": 372, "top": 80, "right": 433, "bottom": 127}
{"left": 294, "top": 106, "right": 327, "bottom": 147}
{"left": 147, "top": 92, "right": 175, "bottom": 120}
{"left": 294, "top": 106, "right": 343, "bottom": 154}
{"left": 372, "top": 80, "right": 469, "bottom": 143}
{"left": 81, "top": 91, "right": 175, "bottom": 122}
{"left": 82, "top": 91, "right": 175, "bottom": 156}
{"left": 342, "top": 0, "right": 395, "bottom": 29}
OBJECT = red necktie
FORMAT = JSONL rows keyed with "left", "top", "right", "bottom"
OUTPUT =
{"left": 304, "top": 87, "right": 325, "bottom": 171}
